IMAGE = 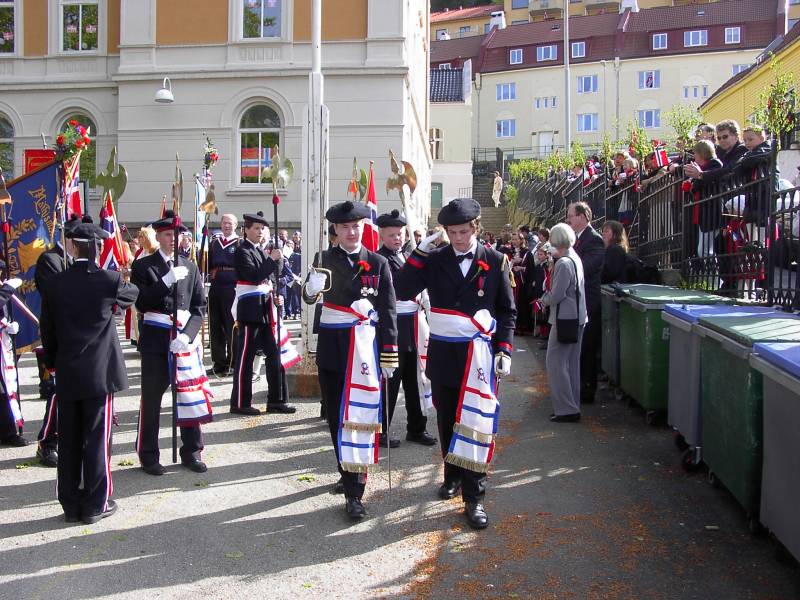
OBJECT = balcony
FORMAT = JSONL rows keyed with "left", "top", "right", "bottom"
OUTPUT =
{"left": 584, "top": 0, "right": 620, "bottom": 11}
{"left": 529, "top": 0, "right": 563, "bottom": 18}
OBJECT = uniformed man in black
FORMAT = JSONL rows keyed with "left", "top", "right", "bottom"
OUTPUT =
{"left": 376, "top": 209, "right": 436, "bottom": 449}
{"left": 207, "top": 213, "right": 239, "bottom": 376}
{"left": 31, "top": 214, "right": 80, "bottom": 467}
{"left": 395, "top": 198, "right": 516, "bottom": 530}
{"left": 0, "top": 263, "right": 24, "bottom": 448}
{"left": 39, "top": 217, "right": 138, "bottom": 524}
{"left": 229, "top": 211, "right": 295, "bottom": 415}
{"left": 131, "top": 211, "right": 207, "bottom": 475}
{"left": 303, "top": 200, "right": 399, "bottom": 521}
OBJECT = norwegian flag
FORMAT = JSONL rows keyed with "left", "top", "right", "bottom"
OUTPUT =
{"left": 64, "top": 155, "right": 82, "bottom": 217}
{"left": 241, "top": 146, "right": 271, "bottom": 179}
{"left": 99, "top": 192, "right": 125, "bottom": 271}
{"left": 361, "top": 162, "right": 379, "bottom": 251}
{"left": 654, "top": 145, "right": 669, "bottom": 168}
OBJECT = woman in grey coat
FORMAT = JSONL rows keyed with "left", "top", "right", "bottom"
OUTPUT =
{"left": 541, "top": 223, "right": 588, "bottom": 422}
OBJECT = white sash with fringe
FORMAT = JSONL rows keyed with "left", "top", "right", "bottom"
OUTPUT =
{"left": 320, "top": 300, "right": 381, "bottom": 473}
{"left": 142, "top": 310, "right": 213, "bottom": 427}
{"left": 428, "top": 308, "right": 499, "bottom": 473}
{"left": 397, "top": 299, "right": 433, "bottom": 413}
{"left": 0, "top": 318, "right": 22, "bottom": 427}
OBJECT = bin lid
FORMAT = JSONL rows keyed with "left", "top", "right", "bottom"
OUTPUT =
{"left": 696, "top": 315, "right": 800, "bottom": 347}
{"left": 752, "top": 343, "right": 800, "bottom": 379}
{"left": 626, "top": 285, "right": 732, "bottom": 305}
{"left": 663, "top": 304, "right": 786, "bottom": 324}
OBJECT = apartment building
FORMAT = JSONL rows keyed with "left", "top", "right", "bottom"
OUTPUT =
{"left": 0, "top": 0, "right": 431, "bottom": 226}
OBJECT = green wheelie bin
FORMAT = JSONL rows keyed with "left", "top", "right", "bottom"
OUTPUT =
{"left": 601, "top": 285, "right": 623, "bottom": 386}
{"left": 618, "top": 286, "right": 732, "bottom": 424}
{"left": 696, "top": 315, "right": 800, "bottom": 529}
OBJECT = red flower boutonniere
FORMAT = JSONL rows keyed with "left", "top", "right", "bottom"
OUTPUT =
{"left": 357, "top": 260, "right": 371, "bottom": 273}
{"left": 477, "top": 260, "right": 490, "bottom": 272}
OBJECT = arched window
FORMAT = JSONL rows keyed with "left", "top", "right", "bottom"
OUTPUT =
{"left": 239, "top": 104, "right": 281, "bottom": 185}
{"left": 60, "top": 113, "right": 97, "bottom": 187}
{"left": 0, "top": 115, "right": 13, "bottom": 177}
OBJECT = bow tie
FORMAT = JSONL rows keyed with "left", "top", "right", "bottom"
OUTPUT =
{"left": 339, "top": 247, "right": 360, "bottom": 263}
{"left": 456, "top": 252, "right": 474, "bottom": 263}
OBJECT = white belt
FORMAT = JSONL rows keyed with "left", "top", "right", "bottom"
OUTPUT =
{"left": 143, "top": 310, "right": 191, "bottom": 331}
{"left": 396, "top": 300, "right": 419, "bottom": 316}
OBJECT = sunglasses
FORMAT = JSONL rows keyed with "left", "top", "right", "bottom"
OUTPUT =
{"left": 718, "top": 134, "right": 731, "bottom": 140}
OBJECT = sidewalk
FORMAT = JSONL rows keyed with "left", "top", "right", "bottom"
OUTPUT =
{"left": 0, "top": 334, "right": 798, "bottom": 599}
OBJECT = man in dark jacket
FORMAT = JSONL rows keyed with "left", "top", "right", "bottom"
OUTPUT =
{"left": 0, "top": 265, "right": 24, "bottom": 448}
{"left": 40, "top": 217, "right": 138, "bottom": 524}
{"left": 207, "top": 213, "right": 239, "bottom": 376}
{"left": 567, "top": 202, "right": 605, "bottom": 404}
{"left": 684, "top": 119, "right": 748, "bottom": 184}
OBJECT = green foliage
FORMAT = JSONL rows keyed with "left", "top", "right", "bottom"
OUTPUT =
{"left": 751, "top": 55, "right": 797, "bottom": 151}
{"left": 570, "top": 141, "right": 586, "bottom": 167}
{"left": 665, "top": 104, "right": 703, "bottom": 151}
{"left": 626, "top": 119, "right": 651, "bottom": 163}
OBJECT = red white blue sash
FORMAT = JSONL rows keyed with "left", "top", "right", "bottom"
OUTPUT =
{"left": 320, "top": 299, "right": 381, "bottom": 473}
{"left": 0, "top": 318, "right": 22, "bottom": 427}
{"left": 428, "top": 308, "right": 499, "bottom": 473}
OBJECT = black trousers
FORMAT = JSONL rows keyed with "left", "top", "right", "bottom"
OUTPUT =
{"left": 137, "top": 351, "right": 204, "bottom": 467}
{"left": 580, "top": 310, "right": 602, "bottom": 400}
{"left": 37, "top": 393, "right": 58, "bottom": 451}
{"left": 209, "top": 286, "right": 235, "bottom": 372}
{"left": 230, "top": 322, "right": 288, "bottom": 409}
{"left": 432, "top": 382, "right": 486, "bottom": 503}
{"left": 0, "top": 393, "right": 20, "bottom": 438}
{"left": 57, "top": 394, "right": 113, "bottom": 518}
{"left": 382, "top": 349, "right": 427, "bottom": 435}
{"left": 318, "top": 368, "right": 367, "bottom": 499}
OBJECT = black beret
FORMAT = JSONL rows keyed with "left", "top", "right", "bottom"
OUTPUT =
{"left": 151, "top": 210, "right": 188, "bottom": 233}
{"left": 325, "top": 200, "right": 370, "bottom": 224}
{"left": 437, "top": 198, "right": 481, "bottom": 226}
{"left": 376, "top": 209, "right": 406, "bottom": 229}
{"left": 66, "top": 215, "right": 109, "bottom": 241}
{"left": 243, "top": 210, "right": 268, "bottom": 226}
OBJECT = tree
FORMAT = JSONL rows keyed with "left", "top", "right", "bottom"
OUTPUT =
{"left": 665, "top": 104, "right": 702, "bottom": 152}
{"left": 751, "top": 55, "right": 797, "bottom": 151}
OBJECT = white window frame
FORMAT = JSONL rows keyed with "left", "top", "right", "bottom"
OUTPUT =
{"left": 232, "top": 0, "right": 293, "bottom": 43}
{"left": 543, "top": 97, "right": 549, "bottom": 109}
{"left": 534, "top": 97, "right": 541, "bottom": 110}
{"left": 571, "top": 41, "right": 585, "bottom": 58}
{"left": 577, "top": 113, "right": 598, "bottom": 133}
{"left": 236, "top": 102, "right": 285, "bottom": 189}
{"left": 509, "top": 48, "right": 523, "bottom": 64}
{"left": 552, "top": 96, "right": 557, "bottom": 108}
{"left": 436, "top": 28, "right": 447, "bottom": 38}
{"left": 652, "top": 33, "right": 667, "bottom": 50}
{"left": 638, "top": 70, "right": 660, "bottom": 90}
{"left": 732, "top": 64, "right": 750, "bottom": 76}
{"left": 496, "top": 83, "right": 516, "bottom": 102}
{"left": 536, "top": 44, "right": 556, "bottom": 62}
{"left": 429, "top": 128, "right": 442, "bottom": 161}
{"left": 0, "top": 113, "right": 14, "bottom": 177}
{"left": 57, "top": 0, "right": 101, "bottom": 54}
{"left": 684, "top": 30, "right": 708, "bottom": 47}
{"left": 496, "top": 119, "right": 516, "bottom": 138}
{"left": 438, "top": 62, "right": 451, "bottom": 70}
{"left": 459, "top": 25, "right": 471, "bottom": 35}
{"left": 637, "top": 109, "right": 661, "bottom": 129}
{"left": 577, "top": 74, "right": 598, "bottom": 94}
{"left": 725, "top": 26, "right": 741, "bottom": 44}
{"left": 0, "top": 0, "right": 20, "bottom": 57}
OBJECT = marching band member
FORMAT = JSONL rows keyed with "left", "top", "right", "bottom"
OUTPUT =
{"left": 303, "top": 200, "right": 399, "bottom": 521}
{"left": 229, "top": 211, "right": 297, "bottom": 415}
{"left": 39, "top": 217, "right": 138, "bottom": 523}
{"left": 207, "top": 214, "right": 239, "bottom": 377}
{"left": 375, "top": 210, "right": 436, "bottom": 449}
{"left": 394, "top": 198, "right": 516, "bottom": 530}
{"left": 0, "top": 262, "right": 24, "bottom": 448}
{"left": 131, "top": 211, "right": 210, "bottom": 476}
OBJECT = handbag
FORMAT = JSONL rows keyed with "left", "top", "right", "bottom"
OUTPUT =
{"left": 555, "top": 257, "right": 581, "bottom": 344}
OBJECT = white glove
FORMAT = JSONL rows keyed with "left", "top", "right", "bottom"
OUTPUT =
{"left": 381, "top": 367, "right": 396, "bottom": 380}
{"left": 162, "top": 265, "right": 189, "bottom": 286}
{"left": 169, "top": 332, "right": 191, "bottom": 353}
{"left": 5, "top": 278, "right": 22, "bottom": 289}
{"left": 305, "top": 271, "right": 327, "bottom": 296}
{"left": 6, "top": 321, "right": 19, "bottom": 335}
{"left": 417, "top": 230, "right": 443, "bottom": 253}
{"left": 494, "top": 353, "right": 511, "bottom": 377}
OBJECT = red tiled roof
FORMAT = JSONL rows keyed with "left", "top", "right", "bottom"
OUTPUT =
{"left": 431, "top": 5, "right": 497, "bottom": 24}
{"left": 626, "top": 0, "right": 777, "bottom": 32}
{"left": 431, "top": 35, "right": 485, "bottom": 63}
{"left": 487, "top": 12, "right": 620, "bottom": 47}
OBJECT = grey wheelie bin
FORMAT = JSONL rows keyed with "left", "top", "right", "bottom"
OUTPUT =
{"left": 751, "top": 342, "right": 800, "bottom": 560}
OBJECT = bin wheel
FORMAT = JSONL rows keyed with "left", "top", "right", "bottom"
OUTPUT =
{"left": 645, "top": 411, "right": 658, "bottom": 426}
{"left": 747, "top": 515, "right": 763, "bottom": 536}
{"left": 708, "top": 471, "right": 720, "bottom": 489}
{"left": 674, "top": 433, "right": 688, "bottom": 451}
{"left": 681, "top": 448, "right": 701, "bottom": 472}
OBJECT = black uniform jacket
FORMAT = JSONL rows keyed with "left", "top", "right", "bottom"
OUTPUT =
{"left": 378, "top": 245, "right": 416, "bottom": 352}
{"left": 234, "top": 239, "right": 278, "bottom": 325}
{"left": 35, "top": 244, "right": 69, "bottom": 291}
{"left": 40, "top": 261, "right": 139, "bottom": 401}
{"left": 574, "top": 226, "right": 605, "bottom": 315}
{"left": 131, "top": 252, "right": 206, "bottom": 355}
{"left": 394, "top": 242, "right": 516, "bottom": 389}
{"left": 303, "top": 245, "right": 398, "bottom": 373}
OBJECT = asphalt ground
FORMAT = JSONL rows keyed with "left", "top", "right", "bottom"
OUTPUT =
{"left": 1, "top": 325, "right": 799, "bottom": 599}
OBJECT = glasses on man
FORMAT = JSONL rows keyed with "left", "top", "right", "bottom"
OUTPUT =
{"left": 718, "top": 134, "right": 731, "bottom": 140}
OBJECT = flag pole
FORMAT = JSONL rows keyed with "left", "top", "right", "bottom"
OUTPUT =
{"left": 170, "top": 155, "right": 183, "bottom": 464}
{"left": 272, "top": 181, "right": 283, "bottom": 412}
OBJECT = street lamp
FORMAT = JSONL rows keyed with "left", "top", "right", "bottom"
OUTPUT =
{"left": 154, "top": 77, "right": 174, "bottom": 104}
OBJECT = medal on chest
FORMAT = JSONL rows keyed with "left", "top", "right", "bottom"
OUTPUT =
{"left": 360, "top": 274, "right": 378, "bottom": 297}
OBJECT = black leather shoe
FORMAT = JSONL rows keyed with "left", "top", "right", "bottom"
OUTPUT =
{"left": 231, "top": 406, "right": 261, "bottom": 416}
{"left": 438, "top": 481, "right": 461, "bottom": 500}
{"left": 465, "top": 502, "right": 488, "bottom": 530}
{"left": 182, "top": 459, "right": 208, "bottom": 473}
{"left": 142, "top": 463, "right": 166, "bottom": 476}
{"left": 37, "top": 447, "right": 58, "bottom": 467}
{"left": 82, "top": 500, "right": 118, "bottom": 525}
{"left": 379, "top": 434, "right": 400, "bottom": 448}
{"left": 406, "top": 431, "right": 437, "bottom": 446}
{"left": 550, "top": 413, "right": 581, "bottom": 423}
{"left": 64, "top": 513, "right": 81, "bottom": 523}
{"left": 268, "top": 404, "right": 297, "bottom": 414}
{"left": 331, "top": 478, "right": 345, "bottom": 495}
{"left": 345, "top": 496, "right": 366, "bottom": 521}
{"left": 1, "top": 434, "right": 29, "bottom": 447}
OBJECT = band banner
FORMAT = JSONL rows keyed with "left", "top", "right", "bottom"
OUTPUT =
{"left": 2, "top": 161, "right": 60, "bottom": 354}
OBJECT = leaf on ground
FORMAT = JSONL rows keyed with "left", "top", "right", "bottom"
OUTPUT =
{"left": 225, "top": 551, "right": 244, "bottom": 559}
{"left": 297, "top": 474, "right": 316, "bottom": 482}
{"left": 117, "top": 459, "right": 134, "bottom": 466}
{"left": 302, "top": 583, "right": 313, "bottom": 589}
{"left": 194, "top": 481, "right": 210, "bottom": 488}
{"left": 15, "top": 462, "right": 32, "bottom": 469}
